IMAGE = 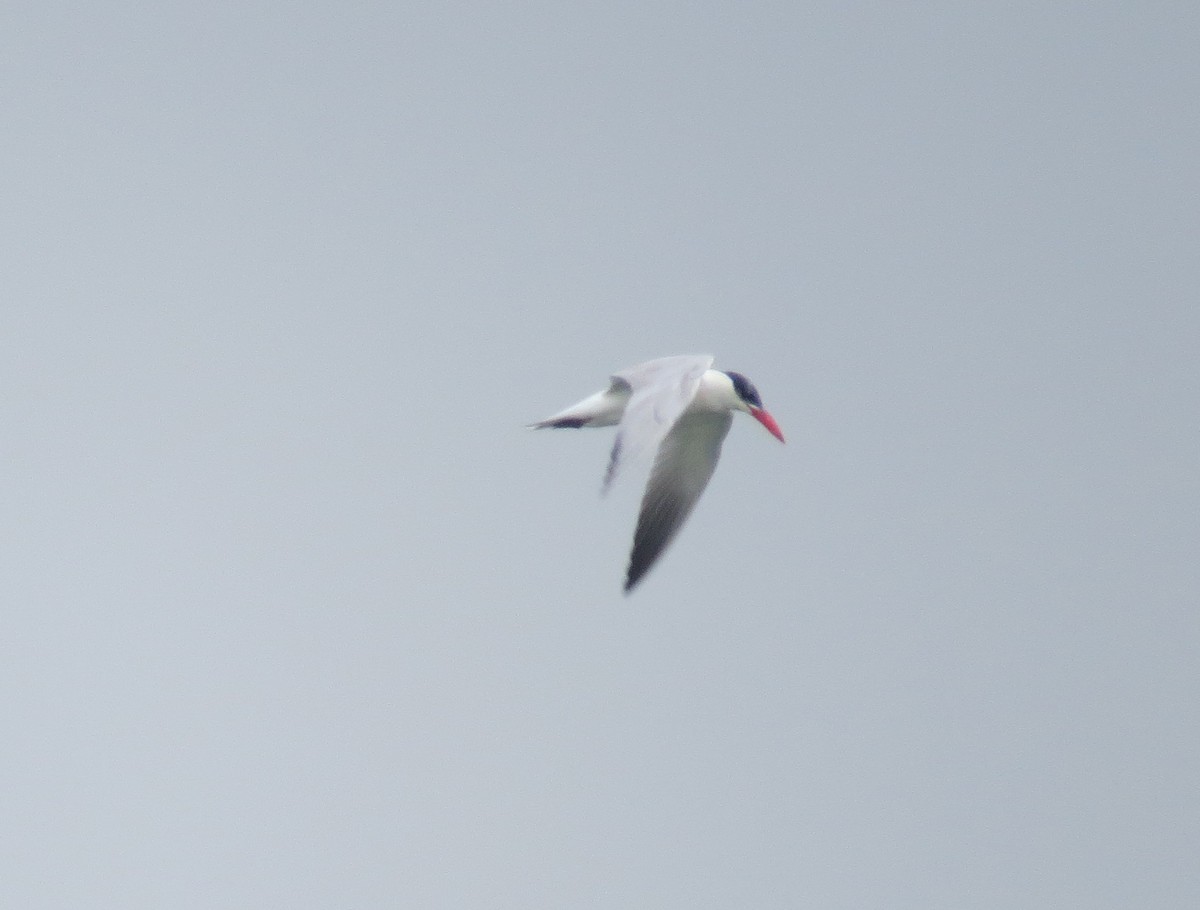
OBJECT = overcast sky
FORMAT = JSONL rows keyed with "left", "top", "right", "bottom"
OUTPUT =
{"left": 4, "top": 2, "right": 1198, "bottom": 907}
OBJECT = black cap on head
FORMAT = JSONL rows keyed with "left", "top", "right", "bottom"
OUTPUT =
{"left": 723, "top": 371, "right": 763, "bottom": 409}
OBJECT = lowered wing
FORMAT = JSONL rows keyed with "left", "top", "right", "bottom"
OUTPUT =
{"left": 624, "top": 407, "right": 733, "bottom": 592}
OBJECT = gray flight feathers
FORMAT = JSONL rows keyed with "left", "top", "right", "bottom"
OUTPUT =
{"left": 624, "top": 408, "right": 731, "bottom": 592}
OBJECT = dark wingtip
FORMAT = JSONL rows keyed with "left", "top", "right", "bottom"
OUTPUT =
{"left": 602, "top": 435, "right": 623, "bottom": 494}
{"left": 528, "top": 417, "right": 588, "bottom": 429}
{"left": 622, "top": 566, "right": 636, "bottom": 594}
{"left": 623, "top": 560, "right": 649, "bottom": 594}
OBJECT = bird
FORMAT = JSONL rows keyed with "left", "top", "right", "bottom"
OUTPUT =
{"left": 529, "top": 354, "right": 784, "bottom": 593}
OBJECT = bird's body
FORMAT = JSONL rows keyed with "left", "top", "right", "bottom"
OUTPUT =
{"left": 530, "top": 355, "right": 784, "bottom": 592}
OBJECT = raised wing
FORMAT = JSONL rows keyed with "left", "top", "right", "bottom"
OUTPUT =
{"left": 603, "top": 354, "right": 714, "bottom": 492}
{"left": 624, "top": 408, "right": 733, "bottom": 592}
{"left": 529, "top": 375, "right": 632, "bottom": 430}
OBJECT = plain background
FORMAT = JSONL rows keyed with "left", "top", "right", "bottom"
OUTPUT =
{"left": 4, "top": 2, "right": 1198, "bottom": 907}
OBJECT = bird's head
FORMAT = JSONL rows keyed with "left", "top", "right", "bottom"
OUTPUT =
{"left": 723, "top": 371, "right": 785, "bottom": 442}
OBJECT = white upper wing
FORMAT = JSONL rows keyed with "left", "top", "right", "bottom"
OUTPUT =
{"left": 603, "top": 354, "right": 714, "bottom": 492}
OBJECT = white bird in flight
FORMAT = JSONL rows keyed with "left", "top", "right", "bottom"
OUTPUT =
{"left": 530, "top": 354, "right": 785, "bottom": 593}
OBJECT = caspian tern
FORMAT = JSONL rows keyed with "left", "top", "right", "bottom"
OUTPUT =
{"left": 530, "top": 355, "right": 784, "bottom": 593}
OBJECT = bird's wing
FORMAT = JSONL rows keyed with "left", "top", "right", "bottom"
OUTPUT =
{"left": 624, "top": 408, "right": 733, "bottom": 592}
{"left": 528, "top": 375, "right": 632, "bottom": 429}
{"left": 603, "top": 354, "right": 714, "bottom": 491}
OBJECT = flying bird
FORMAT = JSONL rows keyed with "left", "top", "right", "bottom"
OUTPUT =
{"left": 530, "top": 354, "right": 784, "bottom": 592}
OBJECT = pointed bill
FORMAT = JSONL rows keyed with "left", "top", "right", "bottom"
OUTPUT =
{"left": 751, "top": 407, "right": 785, "bottom": 443}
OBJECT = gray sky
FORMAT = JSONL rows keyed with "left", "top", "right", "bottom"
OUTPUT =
{"left": 4, "top": 2, "right": 1198, "bottom": 907}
